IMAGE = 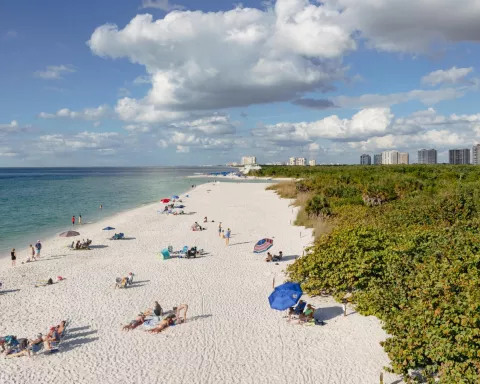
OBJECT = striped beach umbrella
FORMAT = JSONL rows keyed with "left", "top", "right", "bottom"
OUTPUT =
{"left": 254, "top": 238, "right": 273, "bottom": 253}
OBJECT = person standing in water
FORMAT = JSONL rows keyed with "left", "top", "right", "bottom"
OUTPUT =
{"left": 100, "top": 205, "right": 103, "bottom": 210}
{"left": 72, "top": 216, "right": 75, "bottom": 226}
{"left": 11, "top": 248, "right": 16, "bottom": 266}
{"left": 79, "top": 215, "right": 82, "bottom": 225}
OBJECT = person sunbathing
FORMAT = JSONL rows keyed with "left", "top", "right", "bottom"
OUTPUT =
{"left": 122, "top": 314, "right": 146, "bottom": 331}
{"left": 147, "top": 304, "right": 188, "bottom": 333}
{"left": 265, "top": 252, "right": 273, "bottom": 262}
{"left": 43, "top": 327, "right": 60, "bottom": 350}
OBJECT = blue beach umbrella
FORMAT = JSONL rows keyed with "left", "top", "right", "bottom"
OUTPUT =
{"left": 172, "top": 195, "right": 179, "bottom": 199}
{"left": 268, "top": 282, "right": 303, "bottom": 311}
{"left": 103, "top": 226, "right": 115, "bottom": 231}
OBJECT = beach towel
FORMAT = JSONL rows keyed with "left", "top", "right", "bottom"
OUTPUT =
{"left": 142, "top": 317, "right": 160, "bottom": 330}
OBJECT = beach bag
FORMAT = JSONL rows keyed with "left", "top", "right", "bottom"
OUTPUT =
{"left": 47, "top": 278, "right": 53, "bottom": 285}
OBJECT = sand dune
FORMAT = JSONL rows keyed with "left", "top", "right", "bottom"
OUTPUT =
{"left": 0, "top": 182, "right": 401, "bottom": 384}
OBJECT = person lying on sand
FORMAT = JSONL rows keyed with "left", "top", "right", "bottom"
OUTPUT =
{"left": 122, "top": 314, "right": 146, "bottom": 331}
{"left": 147, "top": 304, "right": 188, "bottom": 334}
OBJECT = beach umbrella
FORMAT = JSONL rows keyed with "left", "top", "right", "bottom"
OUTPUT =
{"left": 268, "top": 282, "right": 303, "bottom": 311}
{"left": 103, "top": 226, "right": 115, "bottom": 231}
{"left": 172, "top": 195, "right": 179, "bottom": 199}
{"left": 59, "top": 230, "right": 80, "bottom": 237}
{"left": 254, "top": 238, "right": 273, "bottom": 253}
{"left": 161, "top": 198, "right": 170, "bottom": 203}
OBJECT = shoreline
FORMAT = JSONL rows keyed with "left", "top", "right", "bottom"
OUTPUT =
{"left": 0, "top": 182, "right": 401, "bottom": 384}
{"left": 187, "top": 174, "right": 295, "bottom": 181}
{"left": 0, "top": 182, "right": 198, "bottom": 262}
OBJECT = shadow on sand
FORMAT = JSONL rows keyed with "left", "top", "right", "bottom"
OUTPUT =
{"left": 314, "top": 306, "right": 344, "bottom": 322}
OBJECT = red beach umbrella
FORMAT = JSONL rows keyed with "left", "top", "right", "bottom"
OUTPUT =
{"left": 161, "top": 198, "right": 170, "bottom": 203}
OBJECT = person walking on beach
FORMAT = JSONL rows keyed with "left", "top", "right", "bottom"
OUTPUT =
{"left": 79, "top": 215, "right": 82, "bottom": 225}
{"left": 11, "top": 248, "right": 16, "bottom": 266}
{"left": 218, "top": 222, "right": 222, "bottom": 237}
{"left": 35, "top": 240, "right": 42, "bottom": 259}
{"left": 72, "top": 216, "right": 75, "bottom": 226}
{"left": 29, "top": 244, "right": 36, "bottom": 261}
{"left": 225, "top": 228, "right": 231, "bottom": 246}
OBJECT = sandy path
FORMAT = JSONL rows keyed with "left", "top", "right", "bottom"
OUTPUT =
{"left": 0, "top": 182, "right": 401, "bottom": 384}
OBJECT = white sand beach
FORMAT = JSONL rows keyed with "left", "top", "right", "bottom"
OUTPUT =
{"left": 0, "top": 182, "right": 401, "bottom": 384}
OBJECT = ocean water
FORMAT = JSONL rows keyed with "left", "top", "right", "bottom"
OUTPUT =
{"left": 0, "top": 167, "right": 230, "bottom": 256}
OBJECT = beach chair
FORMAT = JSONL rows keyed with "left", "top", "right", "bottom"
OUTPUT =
{"left": 157, "top": 249, "right": 170, "bottom": 260}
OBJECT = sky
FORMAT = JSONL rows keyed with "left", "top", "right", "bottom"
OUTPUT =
{"left": 1, "top": 0, "right": 480, "bottom": 166}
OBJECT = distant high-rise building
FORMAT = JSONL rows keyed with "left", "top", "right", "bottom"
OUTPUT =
{"left": 296, "top": 157, "right": 306, "bottom": 166}
{"left": 398, "top": 152, "right": 409, "bottom": 165}
{"left": 241, "top": 156, "right": 257, "bottom": 165}
{"left": 418, "top": 149, "right": 437, "bottom": 164}
{"left": 308, "top": 159, "right": 316, "bottom": 166}
{"left": 449, "top": 149, "right": 470, "bottom": 164}
{"left": 374, "top": 154, "right": 382, "bottom": 165}
{"left": 382, "top": 150, "right": 399, "bottom": 165}
{"left": 360, "top": 154, "right": 371, "bottom": 165}
{"left": 472, "top": 145, "right": 480, "bottom": 165}
{"left": 288, "top": 157, "right": 296, "bottom": 166}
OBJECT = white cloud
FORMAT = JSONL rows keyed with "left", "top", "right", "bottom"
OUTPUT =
{"left": 0, "top": 146, "right": 19, "bottom": 157}
{"left": 334, "top": 88, "right": 465, "bottom": 109}
{"left": 0, "top": 120, "right": 19, "bottom": 132}
{"left": 35, "top": 131, "right": 121, "bottom": 154}
{"left": 422, "top": 67, "right": 474, "bottom": 86}
{"left": 133, "top": 76, "right": 151, "bottom": 85}
{"left": 140, "top": 0, "right": 184, "bottom": 11}
{"left": 333, "top": 0, "right": 480, "bottom": 53}
{"left": 34, "top": 65, "right": 76, "bottom": 80}
{"left": 170, "top": 114, "right": 237, "bottom": 135}
{"left": 124, "top": 124, "right": 151, "bottom": 133}
{"left": 38, "top": 105, "right": 110, "bottom": 120}
{"left": 88, "top": 1, "right": 355, "bottom": 115}
{"left": 254, "top": 108, "right": 394, "bottom": 143}
{"left": 118, "top": 87, "right": 131, "bottom": 97}
{"left": 176, "top": 145, "right": 189, "bottom": 153}
{"left": 3, "top": 30, "right": 18, "bottom": 40}
{"left": 115, "top": 97, "right": 188, "bottom": 123}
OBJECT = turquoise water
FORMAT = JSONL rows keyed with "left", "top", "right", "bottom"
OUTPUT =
{"left": 0, "top": 167, "right": 230, "bottom": 256}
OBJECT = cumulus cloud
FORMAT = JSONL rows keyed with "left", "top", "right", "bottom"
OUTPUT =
{"left": 35, "top": 131, "right": 122, "bottom": 155}
{"left": 254, "top": 108, "right": 395, "bottom": 144}
{"left": 333, "top": 0, "right": 480, "bottom": 53}
{"left": 0, "top": 120, "right": 20, "bottom": 133}
{"left": 38, "top": 105, "right": 110, "bottom": 120}
{"left": 34, "top": 65, "right": 76, "bottom": 80}
{"left": 87, "top": 1, "right": 355, "bottom": 117}
{"left": 422, "top": 67, "right": 474, "bottom": 86}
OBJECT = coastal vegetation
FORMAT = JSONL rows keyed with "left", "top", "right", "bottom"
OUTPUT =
{"left": 257, "top": 165, "right": 480, "bottom": 383}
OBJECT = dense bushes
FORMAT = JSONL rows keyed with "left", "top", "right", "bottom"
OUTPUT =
{"left": 254, "top": 165, "right": 480, "bottom": 383}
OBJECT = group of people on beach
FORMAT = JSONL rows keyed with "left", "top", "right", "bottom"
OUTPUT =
{"left": 10, "top": 241, "right": 41, "bottom": 266}
{"left": 121, "top": 302, "right": 189, "bottom": 334}
{"left": 71, "top": 215, "right": 82, "bottom": 226}
{"left": 1, "top": 320, "right": 66, "bottom": 358}
{"left": 217, "top": 222, "right": 231, "bottom": 246}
